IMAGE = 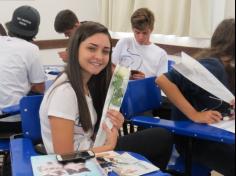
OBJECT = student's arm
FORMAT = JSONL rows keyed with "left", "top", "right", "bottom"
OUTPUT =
{"left": 31, "top": 82, "right": 45, "bottom": 94}
{"left": 156, "top": 75, "right": 222, "bottom": 124}
{"left": 92, "top": 125, "right": 119, "bottom": 153}
{"left": 92, "top": 110, "right": 124, "bottom": 153}
{"left": 50, "top": 116, "right": 74, "bottom": 154}
{"left": 50, "top": 114, "right": 121, "bottom": 155}
{"left": 156, "top": 52, "right": 168, "bottom": 76}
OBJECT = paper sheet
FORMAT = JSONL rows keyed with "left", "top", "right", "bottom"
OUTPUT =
{"left": 173, "top": 52, "right": 235, "bottom": 104}
{"left": 210, "top": 118, "right": 235, "bottom": 133}
{"left": 94, "top": 65, "right": 130, "bottom": 147}
{"left": 111, "top": 152, "right": 159, "bottom": 176}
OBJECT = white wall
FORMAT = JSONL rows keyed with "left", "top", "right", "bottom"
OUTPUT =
{"left": 0, "top": 0, "right": 100, "bottom": 40}
{"left": 225, "top": 0, "right": 235, "bottom": 18}
{"left": 1, "top": 0, "right": 234, "bottom": 66}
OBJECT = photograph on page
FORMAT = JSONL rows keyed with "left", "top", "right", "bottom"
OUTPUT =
{"left": 94, "top": 65, "right": 130, "bottom": 147}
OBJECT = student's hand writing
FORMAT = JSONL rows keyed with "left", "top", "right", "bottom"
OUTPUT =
{"left": 231, "top": 99, "right": 235, "bottom": 109}
{"left": 107, "top": 110, "right": 124, "bottom": 130}
{"left": 230, "top": 99, "right": 235, "bottom": 118}
{"left": 103, "top": 123, "right": 119, "bottom": 150}
{"left": 192, "top": 110, "right": 222, "bottom": 124}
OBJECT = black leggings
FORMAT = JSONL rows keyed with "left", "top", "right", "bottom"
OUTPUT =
{"left": 0, "top": 121, "right": 22, "bottom": 134}
{"left": 115, "top": 127, "right": 173, "bottom": 170}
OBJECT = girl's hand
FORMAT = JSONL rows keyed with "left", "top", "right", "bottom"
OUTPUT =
{"left": 130, "top": 70, "right": 145, "bottom": 80}
{"left": 230, "top": 99, "right": 235, "bottom": 109}
{"left": 103, "top": 123, "right": 119, "bottom": 150}
{"left": 192, "top": 110, "right": 222, "bottom": 124}
{"left": 107, "top": 110, "right": 124, "bottom": 130}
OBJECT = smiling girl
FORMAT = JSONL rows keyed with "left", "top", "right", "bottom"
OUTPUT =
{"left": 39, "top": 22, "right": 173, "bottom": 170}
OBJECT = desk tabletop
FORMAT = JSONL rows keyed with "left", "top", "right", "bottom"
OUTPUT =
{"left": 10, "top": 138, "right": 170, "bottom": 176}
{"left": 132, "top": 117, "right": 235, "bottom": 144}
{"left": 1, "top": 104, "right": 20, "bottom": 116}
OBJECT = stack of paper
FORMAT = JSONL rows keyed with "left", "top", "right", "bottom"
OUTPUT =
{"left": 110, "top": 152, "right": 159, "bottom": 176}
{"left": 210, "top": 118, "right": 235, "bottom": 133}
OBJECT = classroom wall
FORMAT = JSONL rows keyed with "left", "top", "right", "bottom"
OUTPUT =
{"left": 0, "top": 0, "right": 100, "bottom": 40}
{"left": 1, "top": 0, "right": 235, "bottom": 66}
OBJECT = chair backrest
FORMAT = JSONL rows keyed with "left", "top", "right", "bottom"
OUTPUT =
{"left": 168, "top": 60, "right": 175, "bottom": 71}
{"left": 20, "top": 95, "right": 43, "bottom": 143}
{"left": 121, "top": 77, "right": 162, "bottom": 119}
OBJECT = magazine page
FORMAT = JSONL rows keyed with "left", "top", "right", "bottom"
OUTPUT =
{"left": 96, "top": 151, "right": 160, "bottom": 176}
{"left": 94, "top": 65, "right": 130, "bottom": 147}
{"left": 31, "top": 155, "right": 107, "bottom": 176}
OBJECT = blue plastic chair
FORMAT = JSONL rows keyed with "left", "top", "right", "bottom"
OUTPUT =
{"left": 19, "top": 95, "right": 43, "bottom": 143}
{"left": 121, "top": 76, "right": 162, "bottom": 134}
{"left": 168, "top": 60, "right": 175, "bottom": 71}
{"left": 120, "top": 76, "right": 211, "bottom": 176}
{"left": 0, "top": 104, "right": 21, "bottom": 174}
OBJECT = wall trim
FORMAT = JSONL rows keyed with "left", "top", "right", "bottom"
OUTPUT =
{"left": 34, "top": 38, "right": 201, "bottom": 56}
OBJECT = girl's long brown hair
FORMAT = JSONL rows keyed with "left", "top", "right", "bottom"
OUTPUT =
{"left": 66, "top": 22, "right": 112, "bottom": 132}
{"left": 195, "top": 19, "right": 235, "bottom": 94}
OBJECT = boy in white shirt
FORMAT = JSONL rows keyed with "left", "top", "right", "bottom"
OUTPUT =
{"left": 0, "top": 6, "right": 45, "bottom": 132}
{"left": 112, "top": 8, "right": 168, "bottom": 80}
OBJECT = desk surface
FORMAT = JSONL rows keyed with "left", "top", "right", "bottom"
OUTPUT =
{"left": 10, "top": 138, "right": 170, "bottom": 176}
{"left": 1, "top": 104, "right": 20, "bottom": 116}
{"left": 132, "top": 117, "right": 235, "bottom": 144}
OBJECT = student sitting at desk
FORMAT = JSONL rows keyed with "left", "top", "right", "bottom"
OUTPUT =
{"left": 112, "top": 8, "right": 168, "bottom": 80}
{"left": 0, "top": 6, "right": 45, "bottom": 133}
{"left": 39, "top": 22, "right": 173, "bottom": 171}
{"left": 54, "top": 9, "right": 81, "bottom": 63}
{"left": 156, "top": 19, "right": 235, "bottom": 176}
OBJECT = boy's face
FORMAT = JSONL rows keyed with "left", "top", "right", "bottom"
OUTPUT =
{"left": 64, "top": 22, "right": 80, "bottom": 38}
{"left": 133, "top": 27, "right": 152, "bottom": 45}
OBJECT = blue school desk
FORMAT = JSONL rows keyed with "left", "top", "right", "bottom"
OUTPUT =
{"left": 10, "top": 138, "right": 170, "bottom": 176}
{"left": 132, "top": 118, "right": 235, "bottom": 144}
{"left": 132, "top": 117, "right": 235, "bottom": 176}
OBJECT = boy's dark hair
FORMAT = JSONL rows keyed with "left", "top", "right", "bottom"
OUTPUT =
{"left": 196, "top": 19, "right": 235, "bottom": 93}
{"left": 131, "top": 8, "right": 155, "bottom": 31}
{"left": 54, "top": 10, "right": 78, "bottom": 33}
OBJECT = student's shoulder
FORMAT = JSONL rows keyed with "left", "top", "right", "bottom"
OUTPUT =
{"left": 150, "top": 43, "right": 167, "bottom": 56}
{"left": 12, "top": 37, "right": 39, "bottom": 52}
{"left": 22, "top": 40, "right": 39, "bottom": 51}
{"left": 117, "top": 37, "right": 133, "bottom": 45}
{"left": 52, "top": 75, "right": 76, "bottom": 95}
{"left": 199, "top": 57, "right": 224, "bottom": 69}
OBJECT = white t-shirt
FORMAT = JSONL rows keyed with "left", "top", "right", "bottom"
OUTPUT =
{"left": 0, "top": 36, "right": 46, "bottom": 121}
{"left": 112, "top": 37, "right": 168, "bottom": 77}
{"left": 40, "top": 73, "right": 97, "bottom": 154}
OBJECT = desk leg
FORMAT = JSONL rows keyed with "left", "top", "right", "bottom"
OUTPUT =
{"left": 185, "top": 138, "right": 193, "bottom": 176}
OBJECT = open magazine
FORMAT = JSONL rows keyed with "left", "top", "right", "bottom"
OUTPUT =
{"left": 96, "top": 151, "right": 160, "bottom": 176}
{"left": 31, "top": 155, "right": 107, "bottom": 176}
{"left": 94, "top": 65, "right": 130, "bottom": 147}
